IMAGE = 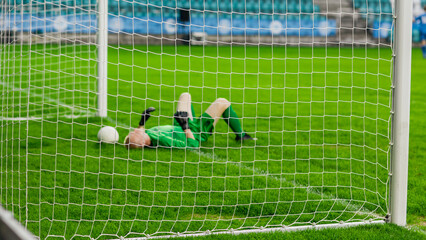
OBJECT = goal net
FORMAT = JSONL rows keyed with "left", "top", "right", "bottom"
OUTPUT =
{"left": 1, "top": 0, "right": 397, "bottom": 239}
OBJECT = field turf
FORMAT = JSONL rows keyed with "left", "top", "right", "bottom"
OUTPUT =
{"left": 174, "top": 223, "right": 425, "bottom": 240}
{"left": 0, "top": 44, "right": 424, "bottom": 239}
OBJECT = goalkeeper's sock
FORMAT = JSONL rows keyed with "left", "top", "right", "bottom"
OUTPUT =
{"left": 422, "top": 45, "right": 426, "bottom": 59}
{"left": 139, "top": 107, "right": 155, "bottom": 127}
{"left": 222, "top": 105, "right": 245, "bottom": 139}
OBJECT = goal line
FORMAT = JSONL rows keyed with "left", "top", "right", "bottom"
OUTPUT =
{"left": 122, "top": 221, "right": 385, "bottom": 240}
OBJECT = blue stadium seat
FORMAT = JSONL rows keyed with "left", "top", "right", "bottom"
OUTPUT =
{"left": 219, "top": 0, "right": 231, "bottom": 12}
{"left": 134, "top": 4, "right": 147, "bottom": 18}
{"left": 219, "top": 12, "right": 231, "bottom": 20}
{"left": 371, "top": 3, "right": 381, "bottom": 13}
{"left": 287, "top": 14, "right": 300, "bottom": 22}
{"left": 260, "top": 0, "right": 273, "bottom": 13}
{"left": 108, "top": 0, "right": 118, "bottom": 15}
{"left": 246, "top": 0, "right": 259, "bottom": 13}
{"left": 177, "top": 0, "right": 189, "bottom": 9}
{"left": 191, "top": 0, "right": 203, "bottom": 10}
{"left": 314, "top": 4, "right": 320, "bottom": 13}
{"left": 163, "top": 8, "right": 176, "bottom": 18}
{"left": 314, "top": 14, "right": 326, "bottom": 22}
{"left": 119, "top": 0, "right": 133, "bottom": 15}
{"left": 301, "top": 2, "right": 314, "bottom": 13}
{"left": 359, "top": 2, "right": 367, "bottom": 15}
{"left": 381, "top": 2, "right": 392, "bottom": 14}
{"left": 164, "top": 0, "right": 175, "bottom": 8}
{"left": 380, "top": 14, "right": 392, "bottom": 23}
{"left": 205, "top": 1, "right": 218, "bottom": 11}
{"left": 147, "top": 2, "right": 161, "bottom": 17}
{"left": 191, "top": 11, "right": 203, "bottom": 18}
{"left": 287, "top": 1, "right": 300, "bottom": 13}
{"left": 233, "top": 0, "right": 245, "bottom": 13}
{"left": 149, "top": 0, "right": 161, "bottom": 7}
{"left": 205, "top": 12, "right": 217, "bottom": 19}
{"left": 300, "top": 14, "right": 312, "bottom": 21}
{"left": 273, "top": 1, "right": 286, "bottom": 13}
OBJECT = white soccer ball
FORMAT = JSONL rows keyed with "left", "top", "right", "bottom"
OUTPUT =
{"left": 97, "top": 126, "right": 119, "bottom": 144}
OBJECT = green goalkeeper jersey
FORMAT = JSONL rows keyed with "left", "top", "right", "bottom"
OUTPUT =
{"left": 145, "top": 125, "right": 200, "bottom": 148}
{"left": 145, "top": 113, "right": 215, "bottom": 148}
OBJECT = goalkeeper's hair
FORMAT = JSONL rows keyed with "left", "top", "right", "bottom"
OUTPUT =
{"left": 124, "top": 133, "right": 142, "bottom": 149}
{"left": 124, "top": 135, "right": 131, "bottom": 149}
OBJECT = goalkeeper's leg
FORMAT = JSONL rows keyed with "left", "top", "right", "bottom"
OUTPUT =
{"left": 177, "top": 92, "right": 195, "bottom": 120}
{"left": 205, "top": 98, "right": 253, "bottom": 141}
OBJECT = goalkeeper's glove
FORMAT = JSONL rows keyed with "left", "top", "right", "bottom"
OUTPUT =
{"left": 174, "top": 111, "right": 189, "bottom": 130}
{"left": 139, "top": 107, "right": 156, "bottom": 127}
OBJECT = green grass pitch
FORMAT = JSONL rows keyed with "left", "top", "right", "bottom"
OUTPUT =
{"left": 173, "top": 224, "right": 426, "bottom": 240}
{"left": 1, "top": 45, "right": 424, "bottom": 239}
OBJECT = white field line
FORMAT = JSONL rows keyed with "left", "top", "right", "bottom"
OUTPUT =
{"left": 0, "top": 114, "right": 95, "bottom": 121}
{"left": 0, "top": 116, "right": 44, "bottom": 121}
{"left": 0, "top": 80, "right": 94, "bottom": 120}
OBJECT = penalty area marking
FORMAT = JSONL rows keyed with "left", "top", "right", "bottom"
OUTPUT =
{"left": 0, "top": 114, "right": 95, "bottom": 121}
{"left": 0, "top": 116, "right": 44, "bottom": 121}
{"left": 64, "top": 113, "right": 96, "bottom": 119}
{"left": 0, "top": 81, "right": 92, "bottom": 119}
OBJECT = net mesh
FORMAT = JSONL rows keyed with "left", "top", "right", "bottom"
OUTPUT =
{"left": 1, "top": 0, "right": 394, "bottom": 239}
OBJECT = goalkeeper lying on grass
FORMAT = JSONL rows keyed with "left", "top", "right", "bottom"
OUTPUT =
{"left": 125, "top": 93, "right": 253, "bottom": 149}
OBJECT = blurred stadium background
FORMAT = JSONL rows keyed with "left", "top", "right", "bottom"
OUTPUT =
{"left": 1, "top": 0, "right": 425, "bottom": 44}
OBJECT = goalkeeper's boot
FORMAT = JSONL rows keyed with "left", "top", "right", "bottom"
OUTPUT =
{"left": 174, "top": 111, "right": 189, "bottom": 130}
{"left": 235, "top": 133, "right": 254, "bottom": 142}
{"left": 139, "top": 107, "right": 156, "bottom": 127}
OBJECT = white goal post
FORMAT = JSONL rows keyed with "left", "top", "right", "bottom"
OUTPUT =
{"left": 390, "top": 0, "right": 412, "bottom": 226}
{"left": 97, "top": 0, "right": 108, "bottom": 118}
{"left": 0, "top": 205, "right": 35, "bottom": 240}
{"left": 0, "top": 0, "right": 412, "bottom": 239}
